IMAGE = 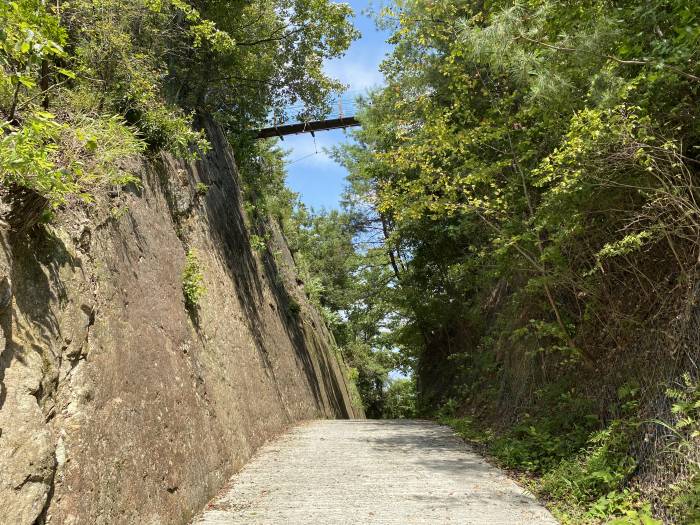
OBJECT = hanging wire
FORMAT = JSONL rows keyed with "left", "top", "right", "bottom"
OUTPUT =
{"left": 287, "top": 152, "right": 318, "bottom": 165}
{"left": 286, "top": 133, "right": 320, "bottom": 165}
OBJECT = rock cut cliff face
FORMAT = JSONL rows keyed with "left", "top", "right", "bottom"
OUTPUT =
{"left": 0, "top": 118, "right": 361, "bottom": 524}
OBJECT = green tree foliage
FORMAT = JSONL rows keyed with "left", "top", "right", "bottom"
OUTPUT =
{"left": 338, "top": 0, "right": 700, "bottom": 402}
{"left": 285, "top": 203, "right": 400, "bottom": 418}
{"left": 1, "top": 0, "right": 358, "bottom": 206}
{"left": 182, "top": 248, "right": 205, "bottom": 311}
{"left": 383, "top": 378, "right": 417, "bottom": 419}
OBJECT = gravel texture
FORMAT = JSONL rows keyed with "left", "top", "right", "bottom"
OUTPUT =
{"left": 192, "top": 419, "right": 559, "bottom": 524}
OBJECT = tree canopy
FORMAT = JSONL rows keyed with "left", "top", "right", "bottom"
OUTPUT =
{"left": 1, "top": 0, "right": 358, "bottom": 205}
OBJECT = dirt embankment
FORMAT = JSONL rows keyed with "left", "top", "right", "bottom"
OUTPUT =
{"left": 0, "top": 117, "right": 361, "bottom": 525}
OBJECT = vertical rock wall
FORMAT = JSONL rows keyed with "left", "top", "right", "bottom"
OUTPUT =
{"left": 0, "top": 118, "right": 361, "bottom": 524}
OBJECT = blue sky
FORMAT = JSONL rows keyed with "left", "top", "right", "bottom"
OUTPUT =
{"left": 284, "top": 1, "right": 392, "bottom": 210}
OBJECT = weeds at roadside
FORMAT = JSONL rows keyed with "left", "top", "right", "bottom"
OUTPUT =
{"left": 437, "top": 387, "right": 661, "bottom": 525}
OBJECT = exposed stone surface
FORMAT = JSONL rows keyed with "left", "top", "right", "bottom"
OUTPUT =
{"left": 192, "top": 420, "right": 559, "bottom": 524}
{"left": 0, "top": 276, "right": 11, "bottom": 311}
{"left": 0, "top": 118, "right": 360, "bottom": 525}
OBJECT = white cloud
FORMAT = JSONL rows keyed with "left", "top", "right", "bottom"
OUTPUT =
{"left": 324, "top": 57, "right": 385, "bottom": 91}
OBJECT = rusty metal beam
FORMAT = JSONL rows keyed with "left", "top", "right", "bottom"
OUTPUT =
{"left": 256, "top": 116, "right": 359, "bottom": 139}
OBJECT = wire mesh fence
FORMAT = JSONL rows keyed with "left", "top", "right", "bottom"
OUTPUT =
{"left": 264, "top": 91, "right": 362, "bottom": 128}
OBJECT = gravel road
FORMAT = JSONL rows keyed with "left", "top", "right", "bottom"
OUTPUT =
{"left": 191, "top": 420, "right": 558, "bottom": 524}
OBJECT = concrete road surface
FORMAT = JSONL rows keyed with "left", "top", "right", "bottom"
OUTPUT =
{"left": 191, "top": 420, "right": 558, "bottom": 524}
